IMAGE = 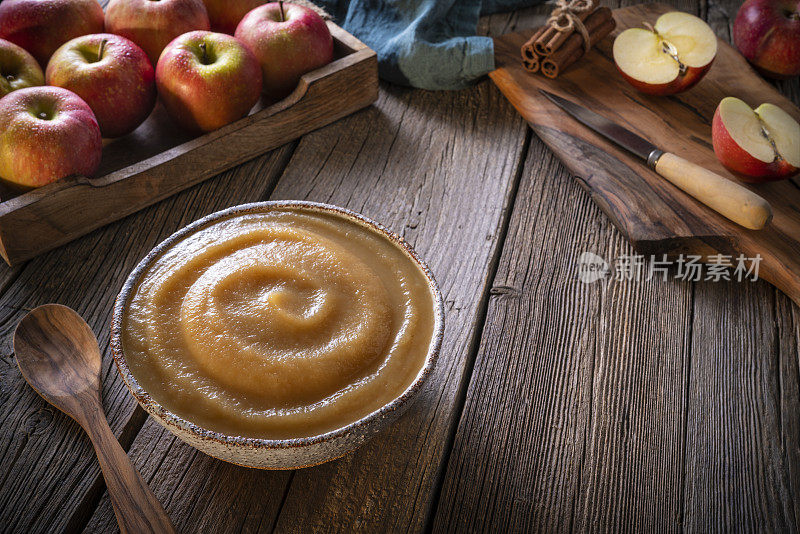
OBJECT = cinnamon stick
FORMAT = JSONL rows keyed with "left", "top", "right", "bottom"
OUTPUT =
{"left": 541, "top": 12, "right": 615, "bottom": 78}
{"left": 523, "top": 55, "right": 540, "bottom": 73}
{"left": 541, "top": 21, "right": 615, "bottom": 78}
{"left": 537, "top": 6, "right": 595, "bottom": 56}
{"left": 521, "top": 26, "right": 547, "bottom": 62}
{"left": 533, "top": 26, "right": 559, "bottom": 56}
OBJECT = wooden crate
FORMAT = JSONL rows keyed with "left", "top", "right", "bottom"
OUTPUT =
{"left": 0, "top": 22, "right": 378, "bottom": 265}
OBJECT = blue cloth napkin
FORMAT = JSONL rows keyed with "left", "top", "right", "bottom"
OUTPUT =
{"left": 317, "top": 0, "right": 542, "bottom": 89}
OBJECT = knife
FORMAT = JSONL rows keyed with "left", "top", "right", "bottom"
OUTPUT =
{"left": 539, "top": 90, "right": 773, "bottom": 230}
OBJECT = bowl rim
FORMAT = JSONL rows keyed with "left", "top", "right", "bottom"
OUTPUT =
{"left": 111, "top": 200, "right": 445, "bottom": 450}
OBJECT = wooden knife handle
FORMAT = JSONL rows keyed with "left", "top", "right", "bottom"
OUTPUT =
{"left": 653, "top": 152, "right": 773, "bottom": 230}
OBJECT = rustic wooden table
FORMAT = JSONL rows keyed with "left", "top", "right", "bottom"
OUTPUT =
{"left": 1, "top": 1, "right": 798, "bottom": 532}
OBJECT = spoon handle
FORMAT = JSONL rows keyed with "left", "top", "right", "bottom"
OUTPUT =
{"left": 84, "top": 408, "right": 176, "bottom": 534}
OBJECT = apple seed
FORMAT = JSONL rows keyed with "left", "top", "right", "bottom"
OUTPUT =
{"left": 755, "top": 112, "right": 783, "bottom": 162}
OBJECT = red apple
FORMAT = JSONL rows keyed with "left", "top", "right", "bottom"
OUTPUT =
{"left": 613, "top": 11, "right": 717, "bottom": 95}
{"left": 156, "top": 31, "right": 262, "bottom": 133}
{"left": 203, "top": 0, "right": 266, "bottom": 34}
{"left": 0, "top": 87, "right": 102, "bottom": 188}
{"left": 0, "top": 0, "right": 105, "bottom": 68}
{"left": 712, "top": 96, "right": 799, "bottom": 182}
{"left": 235, "top": 2, "right": 333, "bottom": 99}
{"left": 0, "top": 38, "right": 44, "bottom": 98}
{"left": 46, "top": 34, "right": 156, "bottom": 138}
{"left": 734, "top": 0, "right": 800, "bottom": 79}
{"left": 105, "top": 0, "right": 211, "bottom": 66}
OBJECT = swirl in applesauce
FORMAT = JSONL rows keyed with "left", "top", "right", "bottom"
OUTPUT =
{"left": 122, "top": 207, "right": 436, "bottom": 439}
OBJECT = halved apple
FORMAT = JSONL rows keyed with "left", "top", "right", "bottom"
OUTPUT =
{"left": 712, "top": 96, "right": 800, "bottom": 182}
{"left": 613, "top": 12, "right": 717, "bottom": 95}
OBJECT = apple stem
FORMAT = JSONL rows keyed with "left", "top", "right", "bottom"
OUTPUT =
{"left": 279, "top": 0, "right": 285, "bottom": 21}
{"left": 98, "top": 39, "right": 107, "bottom": 61}
{"left": 199, "top": 42, "right": 208, "bottom": 64}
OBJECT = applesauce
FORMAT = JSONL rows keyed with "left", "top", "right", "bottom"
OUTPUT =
{"left": 121, "top": 205, "right": 437, "bottom": 439}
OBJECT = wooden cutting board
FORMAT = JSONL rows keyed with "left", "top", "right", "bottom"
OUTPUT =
{"left": 490, "top": 3, "right": 800, "bottom": 306}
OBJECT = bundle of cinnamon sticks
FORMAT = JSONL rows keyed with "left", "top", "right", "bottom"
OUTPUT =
{"left": 521, "top": 0, "right": 616, "bottom": 78}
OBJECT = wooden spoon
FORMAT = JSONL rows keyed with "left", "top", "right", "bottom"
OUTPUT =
{"left": 14, "top": 304, "right": 176, "bottom": 534}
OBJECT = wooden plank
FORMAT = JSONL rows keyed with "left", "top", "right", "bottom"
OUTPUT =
{"left": 0, "top": 144, "right": 296, "bottom": 533}
{"left": 681, "top": 1, "right": 800, "bottom": 530}
{"left": 683, "top": 281, "right": 799, "bottom": 531}
{"left": 476, "top": 3, "right": 549, "bottom": 37}
{"left": 431, "top": 131, "right": 693, "bottom": 533}
{"left": 0, "top": 25, "right": 377, "bottom": 265}
{"left": 433, "top": 0, "right": 800, "bottom": 532}
{"left": 85, "top": 78, "right": 529, "bottom": 532}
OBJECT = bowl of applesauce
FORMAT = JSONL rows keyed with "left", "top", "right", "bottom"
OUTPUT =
{"left": 111, "top": 201, "right": 444, "bottom": 469}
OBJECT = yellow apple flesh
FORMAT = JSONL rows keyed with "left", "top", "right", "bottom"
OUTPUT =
{"left": 613, "top": 12, "right": 717, "bottom": 95}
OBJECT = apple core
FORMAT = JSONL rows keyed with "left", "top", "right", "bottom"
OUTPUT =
{"left": 613, "top": 11, "right": 717, "bottom": 93}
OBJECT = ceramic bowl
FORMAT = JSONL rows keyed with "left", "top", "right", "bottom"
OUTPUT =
{"left": 111, "top": 201, "right": 444, "bottom": 469}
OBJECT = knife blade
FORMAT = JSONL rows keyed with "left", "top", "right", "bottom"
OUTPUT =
{"left": 540, "top": 90, "right": 662, "bottom": 164}
{"left": 538, "top": 89, "right": 773, "bottom": 230}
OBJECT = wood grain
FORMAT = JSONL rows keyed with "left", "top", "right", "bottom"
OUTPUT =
{"left": 84, "top": 78, "right": 530, "bottom": 533}
{"left": 682, "top": 281, "right": 798, "bottom": 531}
{"left": 0, "top": 23, "right": 377, "bottom": 266}
{"left": 490, "top": 3, "right": 800, "bottom": 306}
{"left": 431, "top": 128, "right": 694, "bottom": 534}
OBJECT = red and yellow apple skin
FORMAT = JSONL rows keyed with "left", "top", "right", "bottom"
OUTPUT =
{"left": 203, "top": 0, "right": 267, "bottom": 34}
{"left": 235, "top": 2, "right": 333, "bottom": 99}
{"left": 0, "top": 0, "right": 105, "bottom": 68}
{"left": 0, "top": 38, "right": 44, "bottom": 98}
{"left": 105, "top": 0, "right": 211, "bottom": 66}
{"left": 613, "top": 12, "right": 717, "bottom": 96}
{"left": 46, "top": 34, "right": 156, "bottom": 139}
{"left": 0, "top": 87, "right": 102, "bottom": 188}
{"left": 156, "top": 31, "right": 262, "bottom": 133}
{"left": 734, "top": 0, "right": 800, "bottom": 79}
{"left": 616, "top": 61, "right": 714, "bottom": 96}
{"left": 711, "top": 106, "right": 799, "bottom": 182}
